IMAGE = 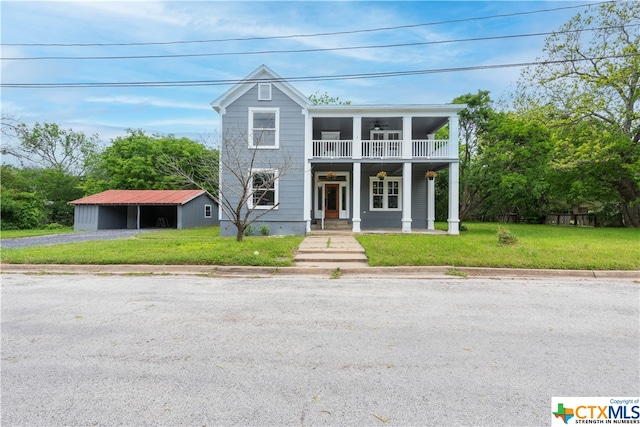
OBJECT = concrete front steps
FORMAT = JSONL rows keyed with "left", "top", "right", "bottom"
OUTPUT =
{"left": 310, "top": 219, "right": 352, "bottom": 231}
{"left": 294, "top": 234, "right": 369, "bottom": 268}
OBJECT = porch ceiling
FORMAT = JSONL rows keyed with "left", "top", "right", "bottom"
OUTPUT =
{"left": 312, "top": 116, "right": 449, "bottom": 137}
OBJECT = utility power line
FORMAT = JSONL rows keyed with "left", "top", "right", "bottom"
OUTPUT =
{"left": 1, "top": 1, "right": 610, "bottom": 48}
{"left": 3, "top": 53, "right": 637, "bottom": 89}
{"left": 4, "top": 24, "right": 635, "bottom": 61}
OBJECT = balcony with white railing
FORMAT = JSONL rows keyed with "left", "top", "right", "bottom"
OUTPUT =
{"left": 412, "top": 139, "right": 450, "bottom": 158}
{"left": 361, "top": 140, "right": 402, "bottom": 158}
{"left": 312, "top": 138, "right": 453, "bottom": 160}
{"left": 312, "top": 140, "right": 353, "bottom": 158}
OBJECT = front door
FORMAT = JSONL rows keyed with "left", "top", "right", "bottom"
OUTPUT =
{"left": 324, "top": 184, "right": 340, "bottom": 219}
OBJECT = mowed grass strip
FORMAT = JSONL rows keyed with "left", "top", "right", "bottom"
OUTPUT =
{"left": 1, "top": 227, "right": 305, "bottom": 267}
{"left": 1, "top": 227, "right": 75, "bottom": 239}
{"left": 356, "top": 223, "right": 640, "bottom": 270}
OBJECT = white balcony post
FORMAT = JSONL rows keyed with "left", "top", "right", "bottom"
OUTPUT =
{"left": 427, "top": 177, "right": 435, "bottom": 230}
{"left": 448, "top": 114, "right": 459, "bottom": 159}
{"left": 402, "top": 162, "right": 412, "bottom": 233}
{"left": 304, "top": 112, "right": 312, "bottom": 232}
{"left": 402, "top": 115, "right": 412, "bottom": 159}
{"left": 447, "top": 162, "right": 460, "bottom": 235}
{"left": 353, "top": 115, "right": 362, "bottom": 159}
{"left": 352, "top": 163, "right": 361, "bottom": 232}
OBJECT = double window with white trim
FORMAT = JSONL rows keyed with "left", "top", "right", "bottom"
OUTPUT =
{"left": 370, "top": 177, "right": 402, "bottom": 211}
{"left": 249, "top": 108, "right": 279, "bottom": 149}
{"left": 249, "top": 169, "right": 279, "bottom": 209}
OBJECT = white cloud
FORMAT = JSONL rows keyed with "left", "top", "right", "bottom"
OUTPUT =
{"left": 85, "top": 95, "right": 206, "bottom": 111}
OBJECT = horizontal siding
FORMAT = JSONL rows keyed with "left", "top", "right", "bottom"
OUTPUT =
{"left": 180, "top": 194, "right": 219, "bottom": 229}
{"left": 222, "top": 84, "right": 305, "bottom": 223}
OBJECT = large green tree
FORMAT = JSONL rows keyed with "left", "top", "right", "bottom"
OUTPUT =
{"left": 0, "top": 165, "right": 83, "bottom": 229}
{"left": 3, "top": 121, "right": 99, "bottom": 175}
{"left": 476, "top": 112, "right": 554, "bottom": 222}
{"left": 452, "top": 90, "right": 494, "bottom": 221}
{"left": 517, "top": 1, "right": 640, "bottom": 226}
{"left": 84, "top": 129, "right": 218, "bottom": 194}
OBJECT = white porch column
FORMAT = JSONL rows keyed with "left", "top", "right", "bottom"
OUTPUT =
{"left": 402, "top": 162, "right": 412, "bottom": 233}
{"left": 303, "top": 112, "right": 312, "bottom": 232}
{"left": 427, "top": 177, "right": 435, "bottom": 230}
{"left": 448, "top": 114, "right": 459, "bottom": 158}
{"left": 402, "top": 115, "right": 412, "bottom": 160}
{"left": 353, "top": 115, "right": 362, "bottom": 159}
{"left": 352, "top": 163, "right": 361, "bottom": 232}
{"left": 447, "top": 162, "right": 460, "bottom": 235}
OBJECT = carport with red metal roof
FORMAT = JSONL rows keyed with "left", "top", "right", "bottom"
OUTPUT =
{"left": 69, "top": 190, "right": 218, "bottom": 231}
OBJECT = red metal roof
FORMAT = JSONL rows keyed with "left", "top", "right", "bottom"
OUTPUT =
{"left": 70, "top": 190, "right": 207, "bottom": 205}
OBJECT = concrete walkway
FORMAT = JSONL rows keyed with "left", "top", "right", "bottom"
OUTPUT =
{"left": 294, "top": 234, "right": 369, "bottom": 268}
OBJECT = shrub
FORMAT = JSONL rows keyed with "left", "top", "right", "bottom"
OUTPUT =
{"left": 497, "top": 227, "right": 518, "bottom": 245}
{"left": 259, "top": 224, "right": 270, "bottom": 236}
{"left": 45, "top": 223, "right": 65, "bottom": 230}
{"left": 243, "top": 224, "right": 255, "bottom": 236}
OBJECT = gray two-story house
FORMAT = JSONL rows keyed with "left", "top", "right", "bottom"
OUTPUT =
{"left": 211, "top": 65, "right": 465, "bottom": 237}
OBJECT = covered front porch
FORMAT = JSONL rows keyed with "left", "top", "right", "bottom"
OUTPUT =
{"left": 305, "top": 162, "right": 460, "bottom": 235}
{"left": 303, "top": 105, "right": 461, "bottom": 235}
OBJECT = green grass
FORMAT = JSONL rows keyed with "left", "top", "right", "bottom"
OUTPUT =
{"left": 1, "top": 227, "right": 305, "bottom": 267}
{"left": 1, "top": 227, "right": 75, "bottom": 239}
{"left": 2, "top": 223, "right": 639, "bottom": 270}
{"left": 356, "top": 222, "right": 640, "bottom": 270}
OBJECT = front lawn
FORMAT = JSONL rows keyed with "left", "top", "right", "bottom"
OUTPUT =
{"left": 1, "top": 227, "right": 305, "bottom": 267}
{"left": 356, "top": 223, "right": 640, "bottom": 270}
{"left": 2, "top": 223, "right": 638, "bottom": 270}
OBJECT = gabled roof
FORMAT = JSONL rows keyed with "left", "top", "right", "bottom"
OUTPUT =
{"left": 211, "top": 64, "right": 312, "bottom": 113}
{"left": 70, "top": 190, "right": 209, "bottom": 206}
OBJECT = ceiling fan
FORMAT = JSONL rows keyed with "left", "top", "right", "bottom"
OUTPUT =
{"left": 371, "top": 120, "right": 389, "bottom": 131}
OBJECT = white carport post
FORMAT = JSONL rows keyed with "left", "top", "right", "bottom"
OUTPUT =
{"left": 137, "top": 205, "right": 141, "bottom": 230}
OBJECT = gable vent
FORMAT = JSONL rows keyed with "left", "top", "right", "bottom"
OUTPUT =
{"left": 258, "top": 83, "right": 272, "bottom": 101}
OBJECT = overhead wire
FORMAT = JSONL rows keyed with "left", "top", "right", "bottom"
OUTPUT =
{"left": 3, "top": 53, "right": 637, "bottom": 89}
{"left": 2, "top": 0, "right": 631, "bottom": 89}
{"left": 1, "top": 0, "right": 613, "bottom": 47}
{"left": 3, "top": 24, "right": 636, "bottom": 61}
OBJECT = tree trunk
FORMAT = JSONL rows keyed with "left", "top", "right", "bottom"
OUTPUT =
{"left": 617, "top": 179, "right": 640, "bottom": 227}
{"left": 620, "top": 202, "right": 640, "bottom": 228}
{"left": 236, "top": 223, "right": 244, "bottom": 241}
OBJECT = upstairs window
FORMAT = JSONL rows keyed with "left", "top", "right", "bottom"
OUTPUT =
{"left": 250, "top": 169, "right": 279, "bottom": 209}
{"left": 249, "top": 108, "right": 279, "bottom": 148}
{"left": 258, "top": 83, "right": 272, "bottom": 101}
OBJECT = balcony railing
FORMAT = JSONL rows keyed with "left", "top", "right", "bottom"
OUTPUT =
{"left": 412, "top": 139, "right": 450, "bottom": 158}
{"left": 311, "top": 139, "right": 452, "bottom": 159}
{"left": 362, "top": 140, "right": 402, "bottom": 158}
{"left": 312, "top": 140, "right": 352, "bottom": 158}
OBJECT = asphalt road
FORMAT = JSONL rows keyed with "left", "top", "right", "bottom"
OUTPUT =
{"left": 1, "top": 274, "right": 638, "bottom": 426}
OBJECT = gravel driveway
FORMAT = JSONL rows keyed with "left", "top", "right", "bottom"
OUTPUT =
{"left": 1, "top": 229, "right": 156, "bottom": 249}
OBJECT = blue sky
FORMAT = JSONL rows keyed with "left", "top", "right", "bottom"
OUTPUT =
{"left": 1, "top": 1, "right": 598, "bottom": 145}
